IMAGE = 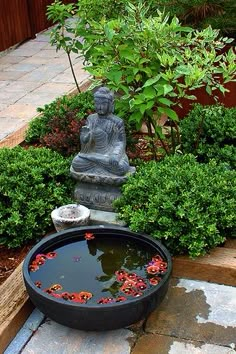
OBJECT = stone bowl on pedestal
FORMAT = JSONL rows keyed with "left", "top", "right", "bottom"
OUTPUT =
{"left": 51, "top": 204, "right": 90, "bottom": 232}
{"left": 23, "top": 225, "right": 172, "bottom": 331}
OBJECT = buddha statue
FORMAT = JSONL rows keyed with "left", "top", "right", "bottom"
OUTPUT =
{"left": 71, "top": 87, "right": 130, "bottom": 176}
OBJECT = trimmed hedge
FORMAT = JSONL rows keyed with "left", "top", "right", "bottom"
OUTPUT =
{"left": 0, "top": 147, "right": 74, "bottom": 248}
{"left": 180, "top": 104, "right": 236, "bottom": 169}
{"left": 114, "top": 154, "right": 236, "bottom": 257}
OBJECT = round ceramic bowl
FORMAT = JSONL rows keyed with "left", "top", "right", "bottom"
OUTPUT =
{"left": 23, "top": 225, "right": 172, "bottom": 331}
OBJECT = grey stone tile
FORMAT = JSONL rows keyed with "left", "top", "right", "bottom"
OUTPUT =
{"left": 5, "top": 63, "right": 40, "bottom": 72}
{"left": 0, "top": 56, "right": 25, "bottom": 65}
{"left": 21, "top": 320, "right": 135, "bottom": 354}
{"left": 145, "top": 278, "right": 236, "bottom": 347}
{"left": 0, "top": 104, "right": 37, "bottom": 120}
{"left": 132, "top": 334, "right": 236, "bottom": 354}
{"left": 0, "top": 71, "right": 27, "bottom": 80}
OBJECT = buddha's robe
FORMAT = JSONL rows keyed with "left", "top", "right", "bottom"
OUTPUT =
{"left": 71, "top": 113, "right": 130, "bottom": 176}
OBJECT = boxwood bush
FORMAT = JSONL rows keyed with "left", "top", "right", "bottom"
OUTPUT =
{"left": 0, "top": 147, "right": 74, "bottom": 248}
{"left": 114, "top": 154, "right": 236, "bottom": 257}
{"left": 180, "top": 104, "right": 236, "bottom": 169}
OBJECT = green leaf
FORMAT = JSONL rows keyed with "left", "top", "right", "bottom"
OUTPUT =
{"left": 143, "top": 86, "right": 156, "bottom": 99}
{"left": 176, "top": 65, "right": 191, "bottom": 75}
{"left": 129, "top": 111, "right": 143, "bottom": 124}
{"left": 106, "top": 71, "right": 122, "bottom": 85}
{"left": 143, "top": 75, "right": 160, "bottom": 88}
{"left": 163, "top": 84, "right": 173, "bottom": 95}
{"left": 157, "top": 97, "right": 173, "bottom": 106}
{"left": 158, "top": 107, "right": 179, "bottom": 121}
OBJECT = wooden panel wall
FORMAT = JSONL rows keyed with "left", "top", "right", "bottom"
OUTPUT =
{"left": 0, "top": 0, "right": 32, "bottom": 51}
{"left": 0, "top": 0, "right": 78, "bottom": 52}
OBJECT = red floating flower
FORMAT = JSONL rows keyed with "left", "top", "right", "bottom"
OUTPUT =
{"left": 44, "top": 288, "right": 54, "bottom": 294}
{"left": 51, "top": 293, "right": 62, "bottom": 298}
{"left": 132, "top": 291, "right": 143, "bottom": 297}
{"left": 136, "top": 282, "right": 147, "bottom": 291}
{"left": 84, "top": 232, "right": 95, "bottom": 240}
{"left": 29, "top": 264, "right": 39, "bottom": 272}
{"left": 36, "top": 258, "right": 45, "bottom": 266}
{"left": 116, "top": 296, "right": 127, "bottom": 302}
{"left": 152, "top": 254, "right": 163, "bottom": 263}
{"left": 115, "top": 269, "right": 127, "bottom": 276}
{"left": 120, "top": 286, "right": 134, "bottom": 295}
{"left": 123, "top": 280, "right": 136, "bottom": 288}
{"left": 61, "top": 292, "right": 71, "bottom": 300}
{"left": 149, "top": 277, "right": 161, "bottom": 286}
{"left": 97, "top": 297, "right": 114, "bottom": 304}
{"left": 34, "top": 281, "right": 42, "bottom": 288}
{"left": 146, "top": 265, "right": 160, "bottom": 275}
{"left": 46, "top": 251, "right": 57, "bottom": 259}
{"left": 126, "top": 273, "right": 137, "bottom": 281}
{"left": 136, "top": 276, "right": 145, "bottom": 283}
{"left": 36, "top": 254, "right": 47, "bottom": 260}
{"left": 116, "top": 274, "right": 127, "bottom": 282}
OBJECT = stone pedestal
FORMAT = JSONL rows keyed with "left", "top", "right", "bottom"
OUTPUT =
{"left": 70, "top": 166, "right": 135, "bottom": 212}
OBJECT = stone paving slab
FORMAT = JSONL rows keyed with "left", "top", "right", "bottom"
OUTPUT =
{"left": 132, "top": 334, "right": 236, "bottom": 354}
{"left": 20, "top": 320, "right": 135, "bottom": 354}
{"left": 0, "top": 25, "right": 89, "bottom": 144}
{"left": 145, "top": 278, "right": 236, "bottom": 347}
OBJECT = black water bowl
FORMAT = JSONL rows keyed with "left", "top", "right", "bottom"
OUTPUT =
{"left": 23, "top": 225, "right": 172, "bottom": 331}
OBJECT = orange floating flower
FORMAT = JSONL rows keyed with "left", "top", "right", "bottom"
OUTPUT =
{"left": 84, "top": 232, "right": 95, "bottom": 240}
{"left": 149, "top": 277, "right": 161, "bottom": 286}
{"left": 146, "top": 265, "right": 160, "bottom": 275}
{"left": 50, "top": 284, "right": 62, "bottom": 291}
{"left": 78, "top": 291, "right": 93, "bottom": 301}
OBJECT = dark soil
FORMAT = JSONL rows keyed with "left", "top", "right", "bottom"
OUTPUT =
{"left": 0, "top": 244, "right": 33, "bottom": 286}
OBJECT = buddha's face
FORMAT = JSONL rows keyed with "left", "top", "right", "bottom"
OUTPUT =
{"left": 94, "top": 97, "right": 110, "bottom": 116}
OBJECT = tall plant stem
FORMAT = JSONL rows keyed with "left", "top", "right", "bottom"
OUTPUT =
{"left": 149, "top": 115, "right": 170, "bottom": 155}
{"left": 146, "top": 118, "right": 157, "bottom": 161}
{"left": 67, "top": 51, "right": 81, "bottom": 93}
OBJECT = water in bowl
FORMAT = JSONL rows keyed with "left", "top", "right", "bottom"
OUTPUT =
{"left": 29, "top": 233, "right": 167, "bottom": 305}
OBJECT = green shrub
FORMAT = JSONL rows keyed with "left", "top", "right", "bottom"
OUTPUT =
{"left": 114, "top": 154, "right": 236, "bottom": 257}
{"left": 0, "top": 147, "right": 74, "bottom": 248}
{"left": 25, "top": 91, "right": 94, "bottom": 145}
{"left": 180, "top": 104, "right": 236, "bottom": 169}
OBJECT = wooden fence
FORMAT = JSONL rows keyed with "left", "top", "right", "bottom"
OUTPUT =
{"left": 0, "top": 0, "right": 77, "bottom": 52}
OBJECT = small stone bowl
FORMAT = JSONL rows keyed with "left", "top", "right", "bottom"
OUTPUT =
{"left": 51, "top": 204, "right": 90, "bottom": 232}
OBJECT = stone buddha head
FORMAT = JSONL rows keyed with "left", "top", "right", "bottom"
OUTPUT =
{"left": 94, "top": 87, "right": 114, "bottom": 117}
